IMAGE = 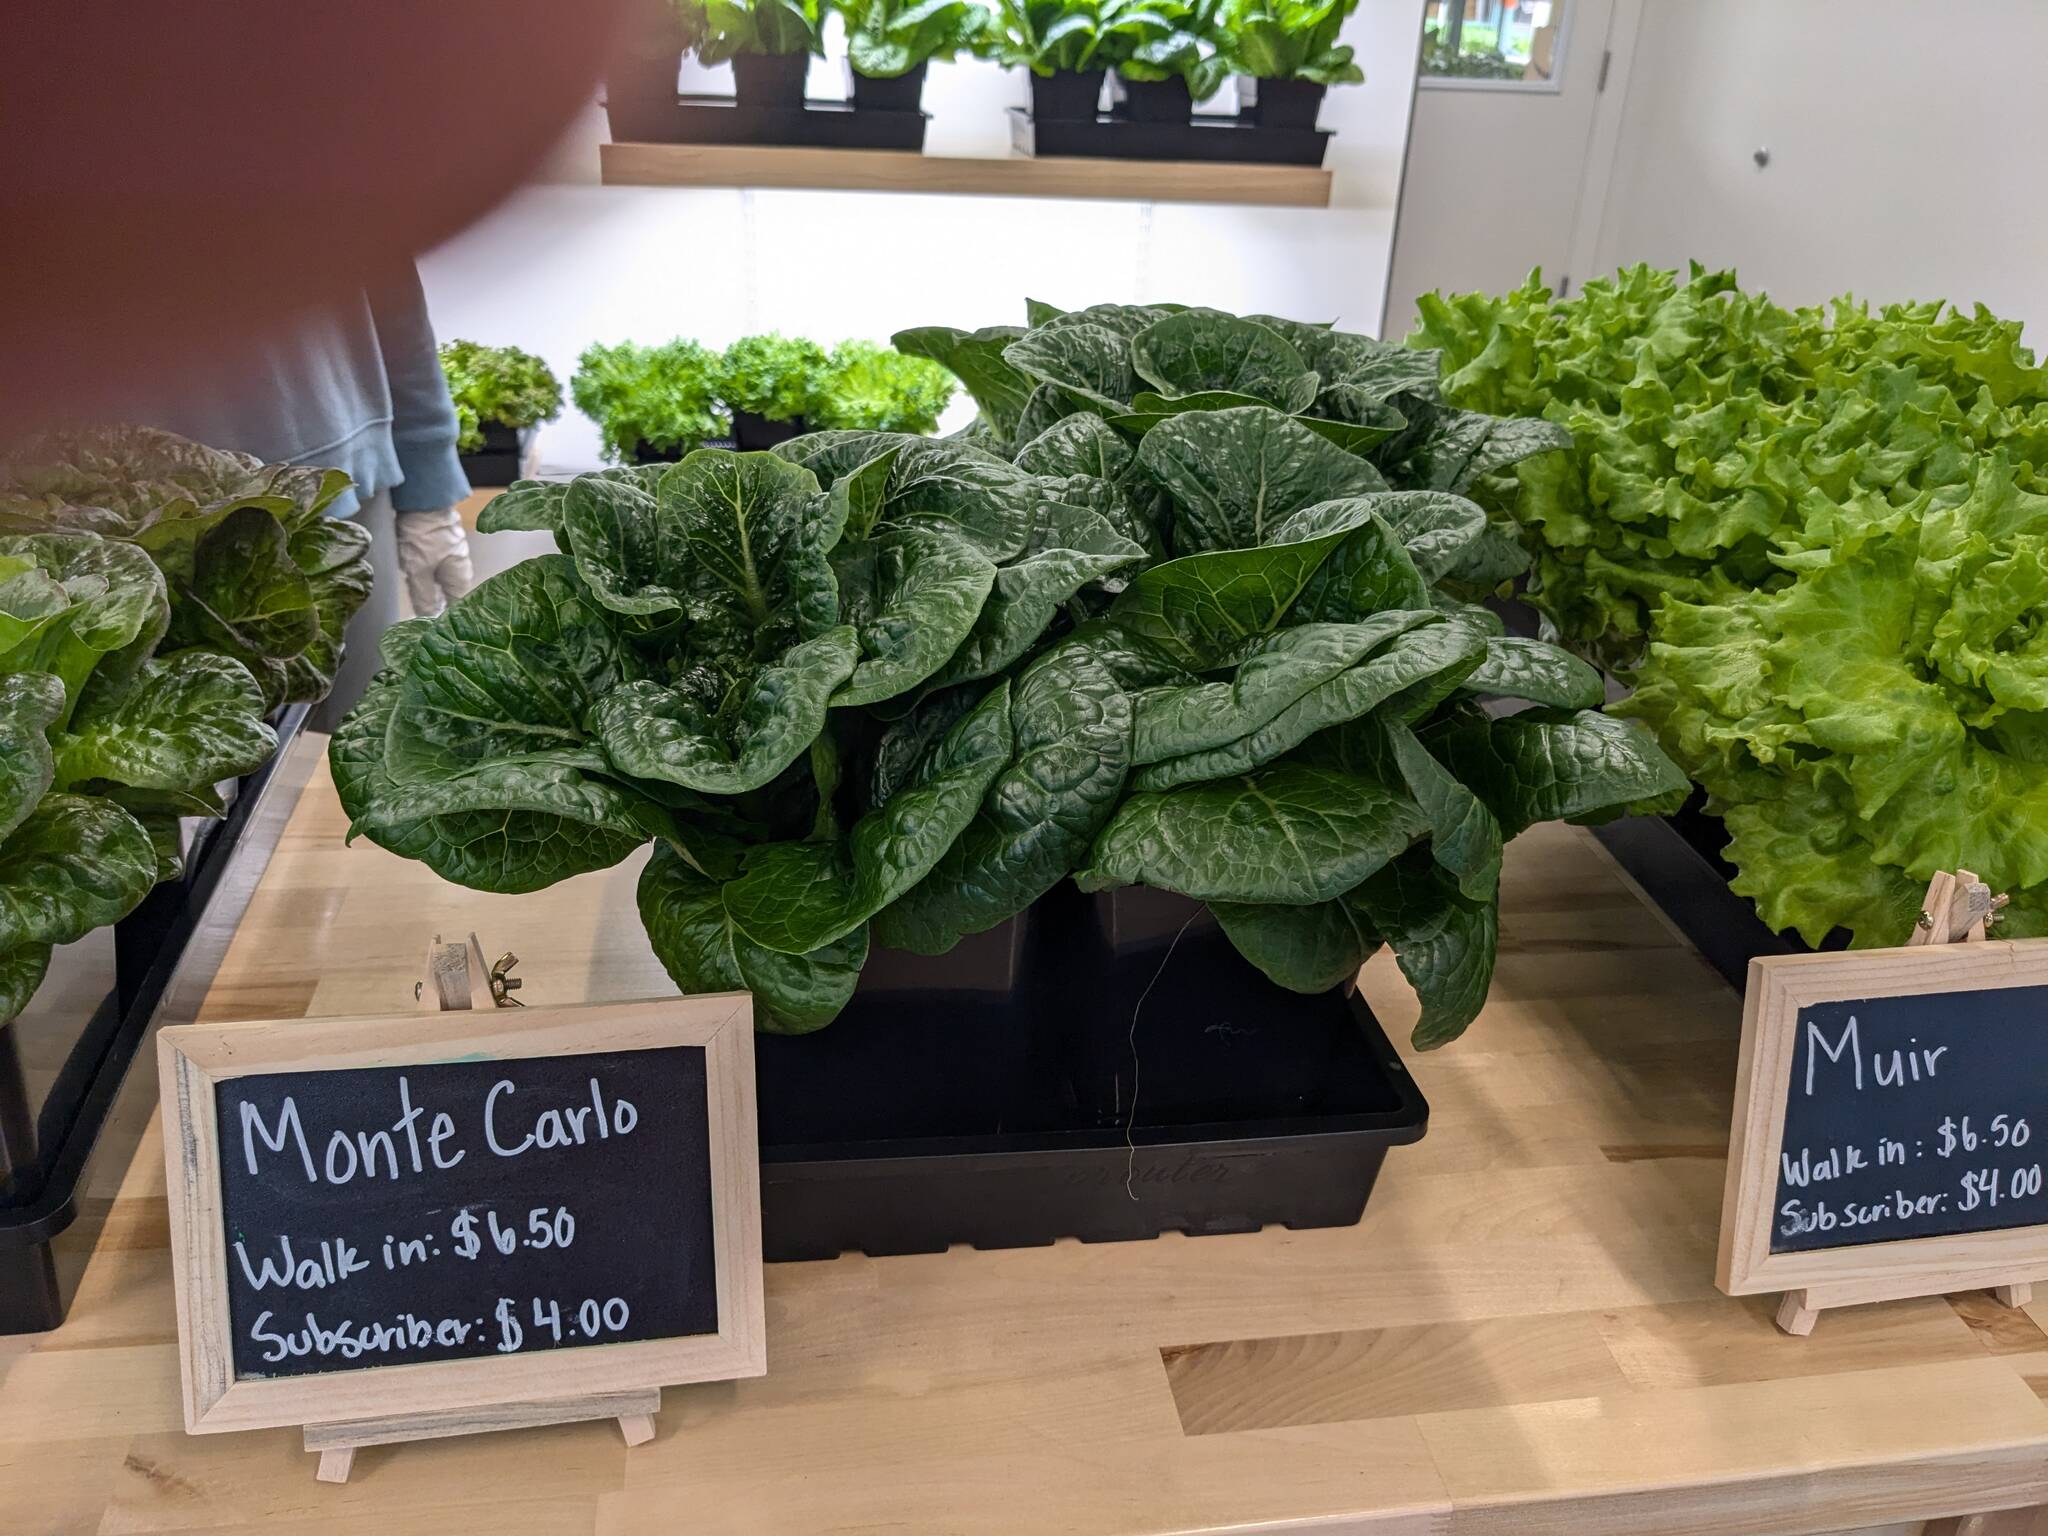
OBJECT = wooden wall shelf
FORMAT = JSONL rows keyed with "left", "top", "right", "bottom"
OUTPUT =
{"left": 599, "top": 141, "right": 1333, "bottom": 208}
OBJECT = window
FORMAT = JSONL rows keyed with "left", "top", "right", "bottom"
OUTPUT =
{"left": 1419, "top": 0, "right": 1568, "bottom": 89}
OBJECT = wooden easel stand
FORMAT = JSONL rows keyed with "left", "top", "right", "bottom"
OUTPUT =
{"left": 306, "top": 934, "right": 662, "bottom": 1483}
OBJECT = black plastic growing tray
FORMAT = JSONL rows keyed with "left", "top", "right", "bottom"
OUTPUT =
{"left": 0, "top": 709, "right": 316, "bottom": 1334}
{"left": 754, "top": 884, "right": 1427, "bottom": 1260}
{"left": 633, "top": 96, "right": 928, "bottom": 150}
{"left": 1592, "top": 794, "right": 1849, "bottom": 993}
{"left": 1007, "top": 107, "right": 1331, "bottom": 166}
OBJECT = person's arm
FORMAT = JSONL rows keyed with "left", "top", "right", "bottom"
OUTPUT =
{"left": 368, "top": 265, "right": 471, "bottom": 512}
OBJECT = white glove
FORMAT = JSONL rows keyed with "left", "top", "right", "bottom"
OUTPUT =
{"left": 395, "top": 506, "right": 475, "bottom": 618}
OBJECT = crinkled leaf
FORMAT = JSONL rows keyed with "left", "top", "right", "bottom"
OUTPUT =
{"left": 56, "top": 651, "right": 275, "bottom": 793}
{"left": 874, "top": 637, "right": 1132, "bottom": 952}
{"left": 1351, "top": 854, "right": 1498, "bottom": 1049}
{"left": 1002, "top": 323, "right": 1142, "bottom": 415}
{"left": 830, "top": 528, "right": 996, "bottom": 705}
{"left": 1211, "top": 897, "right": 1379, "bottom": 994}
{"left": 478, "top": 465, "right": 670, "bottom": 535}
{"left": 926, "top": 497, "right": 1144, "bottom": 689}
{"left": 277, "top": 513, "right": 373, "bottom": 703}
{"left": 1140, "top": 406, "right": 1389, "bottom": 554}
{"left": 1129, "top": 615, "right": 1429, "bottom": 765}
{"left": 1385, "top": 716, "right": 1501, "bottom": 901}
{"left": 1077, "top": 761, "right": 1427, "bottom": 904}
{"left": 0, "top": 533, "right": 169, "bottom": 709}
{"left": 1461, "top": 635, "right": 1604, "bottom": 708}
{"left": 778, "top": 432, "right": 1038, "bottom": 560}
{"left": 639, "top": 842, "right": 869, "bottom": 1035}
{"left": 0, "top": 794, "right": 158, "bottom": 954}
{"left": 721, "top": 681, "right": 1013, "bottom": 953}
{"left": 1133, "top": 618, "right": 1486, "bottom": 790}
{"left": 1130, "top": 310, "right": 1318, "bottom": 411}
{"left": 891, "top": 325, "right": 1035, "bottom": 447}
{"left": 0, "top": 672, "right": 63, "bottom": 842}
{"left": 1370, "top": 491, "right": 1490, "bottom": 580}
{"left": 1433, "top": 707, "right": 1688, "bottom": 837}
{"left": 162, "top": 505, "right": 319, "bottom": 693}
{"left": 595, "top": 627, "right": 860, "bottom": 794}
{"left": 0, "top": 942, "right": 52, "bottom": 1025}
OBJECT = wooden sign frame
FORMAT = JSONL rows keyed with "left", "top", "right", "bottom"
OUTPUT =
{"left": 158, "top": 993, "right": 766, "bottom": 1453}
{"left": 1718, "top": 939, "right": 2048, "bottom": 1333}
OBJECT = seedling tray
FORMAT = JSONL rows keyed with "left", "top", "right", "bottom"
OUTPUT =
{"left": 1592, "top": 795, "right": 1848, "bottom": 993}
{"left": 643, "top": 96, "right": 928, "bottom": 150}
{"left": 1008, "top": 107, "right": 1331, "bottom": 167}
{"left": 754, "top": 886, "right": 1427, "bottom": 1259}
{"left": 0, "top": 710, "right": 315, "bottom": 1334}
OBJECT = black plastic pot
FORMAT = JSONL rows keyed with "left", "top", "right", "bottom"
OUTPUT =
{"left": 1248, "top": 76, "right": 1326, "bottom": 130}
{"left": 1010, "top": 106, "right": 1330, "bottom": 166}
{"left": 458, "top": 420, "right": 533, "bottom": 489}
{"left": 2, "top": 710, "right": 313, "bottom": 1334}
{"left": 732, "top": 50, "right": 811, "bottom": 109}
{"left": 605, "top": 52, "right": 683, "bottom": 142}
{"left": 754, "top": 884, "right": 1427, "bottom": 1259}
{"left": 848, "top": 59, "right": 927, "bottom": 112}
{"left": 730, "top": 411, "right": 808, "bottom": 451}
{"left": 669, "top": 96, "right": 927, "bottom": 149}
{"left": 1590, "top": 793, "right": 1850, "bottom": 994}
{"left": 1030, "top": 67, "right": 1106, "bottom": 120}
{"left": 1117, "top": 73, "right": 1192, "bottom": 123}
{"left": 629, "top": 439, "right": 692, "bottom": 466}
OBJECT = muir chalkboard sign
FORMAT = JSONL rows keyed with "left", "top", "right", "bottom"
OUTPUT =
{"left": 160, "top": 988, "right": 765, "bottom": 1474}
{"left": 1718, "top": 935, "right": 2048, "bottom": 1335}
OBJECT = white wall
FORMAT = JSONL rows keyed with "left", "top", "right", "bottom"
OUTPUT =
{"left": 421, "top": 3, "right": 1425, "bottom": 475}
{"left": 1591, "top": 0, "right": 2048, "bottom": 340}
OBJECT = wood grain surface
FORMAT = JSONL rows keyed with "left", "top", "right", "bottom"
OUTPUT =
{"left": 5, "top": 749, "right": 2048, "bottom": 1534}
{"left": 596, "top": 141, "right": 1336, "bottom": 207}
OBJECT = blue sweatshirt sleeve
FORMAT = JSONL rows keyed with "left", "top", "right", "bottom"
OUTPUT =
{"left": 369, "top": 265, "right": 471, "bottom": 512}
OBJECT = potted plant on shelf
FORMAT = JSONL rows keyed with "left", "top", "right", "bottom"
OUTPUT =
{"left": 679, "top": 0, "right": 825, "bottom": 108}
{"left": 809, "top": 340, "right": 956, "bottom": 433}
{"left": 438, "top": 340, "right": 565, "bottom": 488}
{"left": 838, "top": 0, "right": 995, "bottom": 112}
{"left": 571, "top": 339, "right": 728, "bottom": 465}
{"left": 719, "top": 333, "right": 830, "bottom": 449}
{"left": 1104, "top": 0, "right": 1228, "bottom": 123}
{"left": 606, "top": 0, "right": 691, "bottom": 140}
{"left": 1223, "top": 0, "right": 1360, "bottom": 129}
{"left": 994, "top": 0, "right": 1113, "bottom": 119}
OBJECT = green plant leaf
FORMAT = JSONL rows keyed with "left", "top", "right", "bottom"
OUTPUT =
{"left": 721, "top": 680, "right": 1013, "bottom": 952}
{"left": 925, "top": 495, "right": 1145, "bottom": 689}
{"left": 0, "top": 942, "right": 51, "bottom": 1025}
{"left": 55, "top": 651, "right": 275, "bottom": 793}
{"left": 1384, "top": 715, "right": 1501, "bottom": 901}
{"left": 1077, "top": 760, "right": 1427, "bottom": 903}
{"left": 1132, "top": 617, "right": 1486, "bottom": 789}
{"left": 479, "top": 466, "right": 670, "bottom": 535}
{"left": 1003, "top": 322, "right": 1143, "bottom": 415}
{"left": 891, "top": 325, "right": 1035, "bottom": 446}
{"left": 874, "top": 636, "right": 1133, "bottom": 952}
{"left": 1211, "top": 896, "right": 1380, "bottom": 994}
{"left": 1351, "top": 854, "right": 1498, "bottom": 1049}
{"left": 1461, "top": 635, "right": 1604, "bottom": 708}
{"left": 1433, "top": 707, "right": 1688, "bottom": 837}
{"left": 639, "top": 843, "right": 869, "bottom": 1035}
{"left": 0, "top": 672, "right": 63, "bottom": 842}
{"left": 829, "top": 528, "right": 997, "bottom": 705}
{"left": 1138, "top": 405, "right": 1388, "bottom": 552}
{"left": 1130, "top": 309, "right": 1318, "bottom": 411}
{"left": 0, "top": 794, "right": 158, "bottom": 955}
{"left": 594, "top": 627, "right": 860, "bottom": 794}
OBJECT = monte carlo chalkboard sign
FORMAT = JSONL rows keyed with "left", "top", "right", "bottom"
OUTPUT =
{"left": 1717, "top": 931, "right": 2048, "bottom": 1336}
{"left": 158, "top": 989, "right": 765, "bottom": 1480}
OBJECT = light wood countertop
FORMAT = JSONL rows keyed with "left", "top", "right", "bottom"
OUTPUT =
{"left": 6, "top": 744, "right": 2048, "bottom": 1535}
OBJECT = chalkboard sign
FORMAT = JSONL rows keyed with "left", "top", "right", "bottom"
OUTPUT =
{"left": 1769, "top": 985, "right": 2048, "bottom": 1255}
{"left": 1719, "top": 942, "right": 2048, "bottom": 1328}
{"left": 161, "top": 997, "right": 766, "bottom": 1438}
{"left": 215, "top": 1047, "right": 719, "bottom": 1380}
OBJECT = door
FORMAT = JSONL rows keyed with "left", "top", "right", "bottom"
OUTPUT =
{"left": 1381, "top": 0, "right": 1636, "bottom": 338}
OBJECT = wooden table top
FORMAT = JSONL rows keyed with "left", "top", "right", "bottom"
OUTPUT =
{"left": 7, "top": 739, "right": 2048, "bottom": 1535}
